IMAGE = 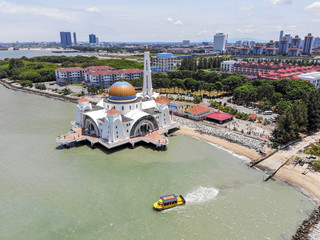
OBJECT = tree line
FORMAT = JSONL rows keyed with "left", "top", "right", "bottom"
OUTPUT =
{"left": 233, "top": 78, "right": 314, "bottom": 113}
{"left": 180, "top": 56, "right": 230, "bottom": 71}
{"left": 0, "top": 56, "right": 143, "bottom": 83}
{"left": 272, "top": 89, "right": 320, "bottom": 145}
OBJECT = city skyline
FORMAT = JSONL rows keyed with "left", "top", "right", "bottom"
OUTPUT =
{"left": 1, "top": 0, "right": 320, "bottom": 42}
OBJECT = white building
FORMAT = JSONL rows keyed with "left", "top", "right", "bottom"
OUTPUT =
{"left": 74, "top": 47, "right": 176, "bottom": 144}
{"left": 55, "top": 67, "right": 84, "bottom": 86}
{"left": 151, "top": 53, "right": 178, "bottom": 72}
{"left": 298, "top": 72, "right": 320, "bottom": 89}
{"left": 56, "top": 65, "right": 143, "bottom": 88}
{"left": 84, "top": 69, "right": 143, "bottom": 89}
{"left": 220, "top": 60, "right": 237, "bottom": 73}
{"left": 213, "top": 33, "right": 227, "bottom": 52}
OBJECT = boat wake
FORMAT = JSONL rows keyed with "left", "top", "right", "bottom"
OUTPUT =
{"left": 161, "top": 187, "right": 219, "bottom": 213}
{"left": 185, "top": 186, "right": 219, "bottom": 205}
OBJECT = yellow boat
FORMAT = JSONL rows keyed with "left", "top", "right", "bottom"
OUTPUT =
{"left": 153, "top": 194, "right": 185, "bottom": 211}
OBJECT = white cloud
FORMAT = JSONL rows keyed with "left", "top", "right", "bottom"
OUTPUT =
{"left": 235, "top": 24, "right": 255, "bottom": 34}
{"left": 167, "top": 17, "right": 173, "bottom": 22}
{"left": 86, "top": 7, "right": 100, "bottom": 13}
{"left": 0, "top": 0, "right": 75, "bottom": 21}
{"left": 305, "top": 1, "right": 320, "bottom": 11}
{"left": 196, "top": 30, "right": 209, "bottom": 36}
{"left": 166, "top": 17, "right": 183, "bottom": 25}
{"left": 239, "top": 5, "right": 254, "bottom": 11}
{"left": 266, "top": 0, "right": 293, "bottom": 5}
{"left": 286, "top": 25, "right": 296, "bottom": 31}
{"left": 173, "top": 20, "right": 183, "bottom": 25}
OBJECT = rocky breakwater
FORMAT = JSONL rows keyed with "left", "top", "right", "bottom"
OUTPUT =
{"left": 174, "top": 117, "right": 266, "bottom": 154}
{"left": 292, "top": 206, "right": 320, "bottom": 240}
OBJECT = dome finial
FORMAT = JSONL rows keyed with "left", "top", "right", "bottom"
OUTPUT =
{"left": 120, "top": 75, "right": 124, "bottom": 82}
{"left": 146, "top": 45, "right": 149, "bottom": 52}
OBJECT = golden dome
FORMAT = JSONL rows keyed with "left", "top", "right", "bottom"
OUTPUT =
{"left": 108, "top": 80, "right": 136, "bottom": 101}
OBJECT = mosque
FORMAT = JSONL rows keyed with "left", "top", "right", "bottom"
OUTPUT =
{"left": 57, "top": 47, "right": 178, "bottom": 149}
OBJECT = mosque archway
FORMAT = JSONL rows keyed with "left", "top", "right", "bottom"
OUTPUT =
{"left": 84, "top": 116, "right": 100, "bottom": 136}
{"left": 130, "top": 115, "right": 158, "bottom": 137}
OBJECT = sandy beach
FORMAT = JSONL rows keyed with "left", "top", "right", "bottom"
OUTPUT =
{"left": 175, "top": 125, "right": 320, "bottom": 205}
{"left": 257, "top": 132, "right": 320, "bottom": 204}
{"left": 175, "top": 126, "right": 262, "bottom": 160}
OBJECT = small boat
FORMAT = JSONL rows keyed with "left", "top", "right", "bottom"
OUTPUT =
{"left": 153, "top": 194, "right": 185, "bottom": 211}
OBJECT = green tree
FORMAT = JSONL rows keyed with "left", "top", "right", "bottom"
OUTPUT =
{"left": 272, "top": 107, "right": 299, "bottom": 144}
{"left": 221, "top": 74, "right": 247, "bottom": 92}
{"left": 307, "top": 89, "right": 320, "bottom": 132}
{"left": 193, "top": 96, "right": 201, "bottom": 104}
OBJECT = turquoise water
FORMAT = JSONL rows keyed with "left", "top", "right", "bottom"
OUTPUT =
{"left": 0, "top": 85, "right": 315, "bottom": 240}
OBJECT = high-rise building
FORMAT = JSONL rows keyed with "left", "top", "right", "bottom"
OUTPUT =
{"left": 60, "top": 32, "right": 72, "bottom": 47}
{"left": 279, "top": 30, "right": 284, "bottom": 41}
{"left": 252, "top": 44, "right": 264, "bottom": 55}
{"left": 213, "top": 33, "right": 227, "bottom": 52}
{"left": 288, "top": 35, "right": 301, "bottom": 57}
{"left": 314, "top": 37, "right": 320, "bottom": 48}
{"left": 73, "top": 32, "right": 77, "bottom": 45}
{"left": 182, "top": 40, "right": 190, "bottom": 46}
{"left": 284, "top": 34, "right": 292, "bottom": 45}
{"left": 151, "top": 53, "right": 178, "bottom": 72}
{"left": 265, "top": 40, "right": 277, "bottom": 56}
{"left": 235, "top": 40, "right": 242, "bottom": 47}
{"left": 278, "top": 37, "right": 289, "bottom": 54}
{"left": 302, "top": 33, "right": 314, "bottom": 55}
{"left": 89, "top": 34, "right": 97, "bottom": 44}
{"left": 242, "top": 41, "right": 249, "bottom": 46}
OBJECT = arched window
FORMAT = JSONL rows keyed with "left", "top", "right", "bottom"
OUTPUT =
{"left": 122, "top": 106, "right": 124, "bottom": 111}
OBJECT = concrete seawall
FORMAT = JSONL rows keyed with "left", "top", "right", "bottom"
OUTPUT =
{"left": 0, "top": 79, "right": 79, "bottom": 103}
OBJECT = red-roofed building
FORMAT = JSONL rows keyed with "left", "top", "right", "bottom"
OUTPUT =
{"left": 249, "top": 114, "right": 257, "bottom": 121}
{"left": 205, "top": 111, "right": 234, "bottom": 124}
{"left": 56, "top": 65, "right": 143, "bottom": 88}
{"left": 155, "top": 96, "right": 171, "bottom": 105}
{"left": 185, "top": 105, "right": 210, "bottom": 120}
{"left": 85, "top": 66, "right": 115, "bottom": 72}
{"left": 106, "top": 109, "right": 120, "bottom": 115}
{"left": 77, "top": 97, "right": 89, "bottom": 102}
{"left": 83, "top": 69, "right": 143, "bottom": 89}
{"left": 259, "top": 65, "right": 320, "bottom": 80}
{"left": 116, "top": 69, "right": 143, "bottom": 80}
{"left": 55, "top": 67, "right": 85, "bottom": 86}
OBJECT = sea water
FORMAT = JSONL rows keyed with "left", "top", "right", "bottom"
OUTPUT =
{"left": 0, "top": 85, "right": 315, "bottom": 240}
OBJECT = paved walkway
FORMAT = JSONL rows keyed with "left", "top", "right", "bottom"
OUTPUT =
{"left": 56, "top": 124, "right": 178, "bottom": 149}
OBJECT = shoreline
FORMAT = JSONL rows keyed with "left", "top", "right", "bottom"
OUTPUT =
{"left": 174, "top": 125, "right": 320, "bottom": 239}
{"left": 0, "top": 79, "right": 79, "bottom": 104}
{"left": 2, "top": 79, "right": 320, "bottom": 238}
{"left": 175, "top": 125, "right": 320, "bottom": 205}
{"left": 174, "top": 126, "right": 262, "bottom": 161}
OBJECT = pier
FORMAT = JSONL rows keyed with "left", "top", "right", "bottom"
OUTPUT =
{"left": 56, "top": 122, "right": 180, "bottom": 150}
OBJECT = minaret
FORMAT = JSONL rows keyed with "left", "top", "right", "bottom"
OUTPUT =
{"left": 142, "top": 46, "right": 153, "bottom": 99}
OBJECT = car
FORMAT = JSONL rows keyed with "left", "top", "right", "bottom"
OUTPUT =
{"left": 219, "top": 97, "right": 224, "bottom": 99}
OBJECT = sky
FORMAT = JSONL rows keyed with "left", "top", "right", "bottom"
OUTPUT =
{"left": 1, "top": 0, "right": 320, "bottom": 42}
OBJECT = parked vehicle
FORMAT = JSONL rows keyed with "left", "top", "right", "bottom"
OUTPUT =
{"left": 263, "top": 111, "right": 273, "bottom": 115}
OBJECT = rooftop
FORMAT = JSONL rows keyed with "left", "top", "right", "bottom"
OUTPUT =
{"left": 106, "top": 109, "right": 120, "bottom": 115}
{"left": 56, "top": 67, "right": 84, "bottom": 72}
{"left": 205, "top": 111, "right": 234, "bottom": 121}
{"left": 186, "top": 105, "right": 209, "bottom": 115}
{"left": 77, "top": 97, "right": 89, "bottom": 102}
{"left": 85, "top": 66, "right": 115, "bottom": 71}
{"left": 155, "top": 96, "right": 171, "bottom": 105}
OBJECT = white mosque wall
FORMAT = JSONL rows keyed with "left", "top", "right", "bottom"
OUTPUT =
{"left": 158, "top": 106, "right": 171, "bottom": 128}
{"left": 101, "top": 118, "right": 110, "bottom": 140}
{"left": 104, "top": 101, "right": 142, "bottom": 116}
